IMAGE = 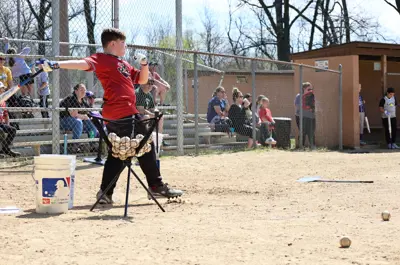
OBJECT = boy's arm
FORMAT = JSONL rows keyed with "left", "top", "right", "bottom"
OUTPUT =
{"left": 58, "top": 60, "right": 90, "bottom": 71}
{"left": 137, "top": 65, "right": 149, "bottom": 84}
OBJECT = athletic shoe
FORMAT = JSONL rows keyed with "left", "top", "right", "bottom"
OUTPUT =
{"left": 360, "top": 140, "right": 367, "bottom": 146}
{"left": 388, "top": 144, "right": 393, "bottom": 149}
{"left": 265, "top": 137, "right": 277, "bottom": 145}
{"left": 1, "top": 148, "right": 21, "bottom": 157}
{"left": 148, "top": 183, "right": 183, "bottom": 199}
{"left": 96, "top": 189, "right": 114, "bottom": 204}
{"left": 392, "top": 143, "right": 400, "bottom": 149}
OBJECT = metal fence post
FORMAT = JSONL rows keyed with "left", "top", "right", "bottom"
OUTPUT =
{"left": 112, "top": 0, "right": 119, "bottom": 28}
{"left": 251, "top": 60, "right": 257, "bottom": 148}
{"left": 194, "top": 53, "right": 199, "bottom": 155}
{"left": 184, "top": 65, "right": 188, "bottom": 113}
{"left": 299, "top": 64, "right": 304, "bottom": 149}
{"left": 339, "top": 64, "right": 343, "bottom": 150}
{"left": 175, "top": 0, "right": 184, "bottom": 155}
{"left": 86, "top": 47, "right": 94, "bottom": 93}
{"left": 52, "top": 0, "right": 60, "bottom": 155}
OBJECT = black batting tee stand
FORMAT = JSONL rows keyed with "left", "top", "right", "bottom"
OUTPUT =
{"left": 88, "top": 112, "right": 165, "bottom": 217}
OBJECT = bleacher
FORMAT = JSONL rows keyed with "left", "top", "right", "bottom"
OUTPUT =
{"left": 6, "top": 102, "right": 247, "bottom": 157}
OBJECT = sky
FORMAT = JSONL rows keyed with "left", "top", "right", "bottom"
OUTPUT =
{"left": 69, "top": 0, "right": 400, "bottom": 48}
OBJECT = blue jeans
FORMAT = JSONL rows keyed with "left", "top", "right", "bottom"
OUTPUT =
{"left": 60, "top": 116, "right": 97, "bottom": 139}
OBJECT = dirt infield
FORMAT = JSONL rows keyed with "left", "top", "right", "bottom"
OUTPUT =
{"left": 1, "top": 150, "right": 400, "bottom": 265}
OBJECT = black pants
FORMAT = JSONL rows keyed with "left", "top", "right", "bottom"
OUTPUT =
{"left": 235, "top": 124, "right": 258, "bottom": 139}
{"left": 302, "top": 117, "right": 316, "bottom": 147}
{"left": 101, "top": 116, "right": 162, "bottom": 196}
{"left": 39, "top": 95, "right": 49, "bottom": 118}
{"left": 382, "top": 117, "right": 397, "bottom": 144}
{"left": 0, "top": 124, "right": 16, "bottom": 149}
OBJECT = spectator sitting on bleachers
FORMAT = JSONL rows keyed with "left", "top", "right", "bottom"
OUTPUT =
{"left": 228, "top": 87, "right": 258, "bottom": 148}
{"left": 243, "top": 93, "right": 252, "bottom": 120}
{"left": 0, "top": 82, "right": 20, "bottom": 157}
{"left": 59, "top": 83, "right": 97, "bottom": 151}
{"left": 135, "top": 78, "right": 164, "bottom": 134}
{"left": 206, "top": 86, "right": 231, "bottom": 132}
{"left": 85, "top": 90, "right": 96, "bottom": 108}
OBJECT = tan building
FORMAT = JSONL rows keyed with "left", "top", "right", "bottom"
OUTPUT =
{"left": 292, "top": 42, "right": 400, "bottom": 148}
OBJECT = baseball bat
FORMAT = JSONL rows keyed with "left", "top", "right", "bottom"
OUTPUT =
{"left": 365, "top": 116, "right": 371, "bottom": 133}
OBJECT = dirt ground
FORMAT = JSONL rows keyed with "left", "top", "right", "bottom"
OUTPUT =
{"left": 0, "top": 149, "right": 400, "bottom": 265}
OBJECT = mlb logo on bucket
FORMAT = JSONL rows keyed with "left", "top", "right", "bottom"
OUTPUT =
{"left": 42, "top": 198, "right": 50, "bottom": 204}
{"left": 42, "top": 178, "right": 70, "bottom": 199}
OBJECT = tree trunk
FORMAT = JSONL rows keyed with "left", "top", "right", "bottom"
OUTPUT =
{"left": 308, "top": 0, "right": 320, "bottom": 50}
{"left": 341, "top": 0, "right": 350, "bottom": 42}
{"left": 321, "top": 0, "right": 329, "bottom": 47}
{"left": 37, "top": 0, "right": 49, "bottom": 55}
{"left": 275, "top": 0, "right": 290, "bottom": 62}
{"left": 84, "top": 0, "right": 96, "bottom": 55}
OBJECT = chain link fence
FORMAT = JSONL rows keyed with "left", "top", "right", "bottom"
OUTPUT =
{"left": 0, "top": 0, "right": 342, "bottom": 161}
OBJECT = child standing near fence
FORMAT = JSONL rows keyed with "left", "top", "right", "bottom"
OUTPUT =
{"left": 258, "top": 97, "right": 277, "bottom": 146}
{"left": 35, "top": 64, "right": 50, "bottom": 118}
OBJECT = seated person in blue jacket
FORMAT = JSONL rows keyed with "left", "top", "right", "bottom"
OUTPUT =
{"left": 60, "top": 83, "right": 97, "bottom": 142}
{"left": 206, "top": 86, "right": 231, "bottom": 131}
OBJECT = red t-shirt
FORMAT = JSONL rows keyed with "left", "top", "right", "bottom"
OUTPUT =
{"left": 258, "top": 107, "right": 273, "bottom": 123}
{"left": 84, "top": 53, "right": 140, "bottom": 120}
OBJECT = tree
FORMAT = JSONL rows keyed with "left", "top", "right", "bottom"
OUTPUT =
{"left": 0, "top": 0, "right": 36, "bottom": 40}
{"left": 384, "top": 0, "right": 400, "bottom": 14}
{"left": 84, "top": 0, "right": 98, "bottom": 55}
{"left": 227, "top": 0, "right": 249, "bottom": 69}
{"left": 237, "top": 0, "right": 313, "bottom": 62}
{"left": 26, "top": 0, "right": 51, "bottom": 55}
{"left": 198, "top": 6, "right": 226, "bottom": 68}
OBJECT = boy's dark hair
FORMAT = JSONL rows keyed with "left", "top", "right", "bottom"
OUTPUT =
{"left": 387, "top": 87, "right": 395, "bottom": 94}
{"left": 101, "top": 28, "right": 126, "bottom": 48}
{"left": 243, "top": 93, "right": 251, "bottom": 99}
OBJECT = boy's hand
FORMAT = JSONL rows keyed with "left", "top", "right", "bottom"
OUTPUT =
{"left": 35, "top": 58, "right": 60, "bottom": 71}
{"left": 134, "top": 53, "right": 148, "bottom": 66}
{"left": 385, "top": 110, "right": 390, "bottom": 117}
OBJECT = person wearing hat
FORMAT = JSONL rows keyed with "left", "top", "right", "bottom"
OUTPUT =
{"left": 149, "top": 61, "right": 170, "bottom": 106}
{"left": 85, "top": 90, "right": 96, "bottom": 108}
{"left": 0, "top": 81, "right": 20, "bottom": 157}
{"left": 59, "top": 83, "right": 97, "bottom": 152}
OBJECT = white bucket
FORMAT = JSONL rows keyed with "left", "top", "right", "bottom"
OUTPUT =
{"left": 34, "top": 155, "right": 76, "bottom": 214}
